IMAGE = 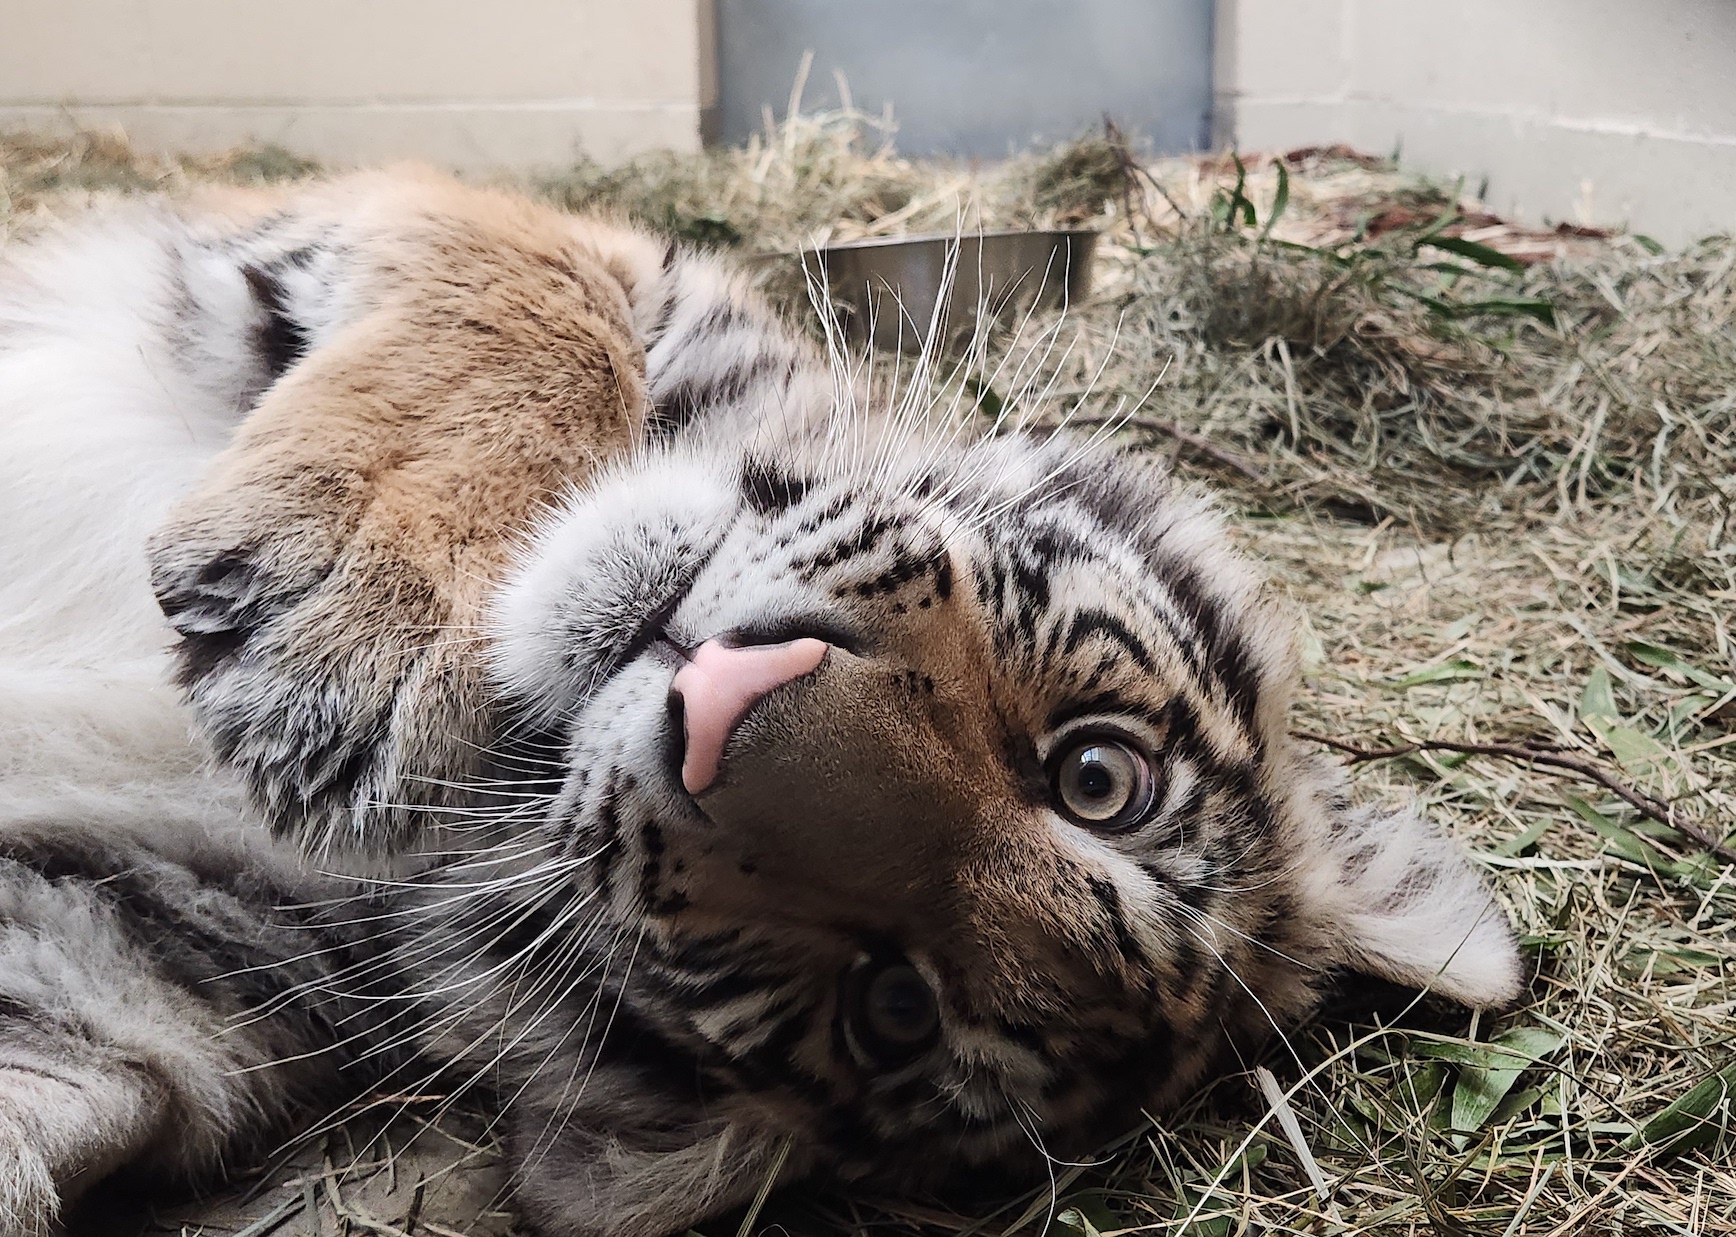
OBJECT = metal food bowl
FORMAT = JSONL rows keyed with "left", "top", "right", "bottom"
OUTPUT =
{"left": 806, "top": 229, "right": 1097, "bottom": 351}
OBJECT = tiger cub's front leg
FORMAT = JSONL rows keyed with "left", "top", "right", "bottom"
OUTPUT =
{"left": 0, "top": 819, "right": 370, "bottom": 1232}
{"left": 148, "top": 182, "right": 654, "bottom": 853}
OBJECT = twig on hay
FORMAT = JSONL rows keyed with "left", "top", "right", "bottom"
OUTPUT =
{"left": 1295, "top": 731, "right": 1736, "bottom": 865}
{"left": 1069, "top": 415, "right": 1269, "bottom": 482}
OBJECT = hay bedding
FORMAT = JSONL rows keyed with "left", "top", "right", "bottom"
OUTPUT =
{"left": 4, "top": 116, "right": 1734, "bottom": 1235}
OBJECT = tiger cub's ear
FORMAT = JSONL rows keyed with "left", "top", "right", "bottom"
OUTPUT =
{"left": 1300, "top": 798, "right": 1525, "bottom": 1010}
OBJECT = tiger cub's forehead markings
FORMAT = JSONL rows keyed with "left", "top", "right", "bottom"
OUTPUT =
{"left": 712, "top": 442, "right": 1276, "bottom": 783}
{"left": 958, "top": 489, "right": 1265, "bottom": 768}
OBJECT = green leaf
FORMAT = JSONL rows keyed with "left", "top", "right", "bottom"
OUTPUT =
{"left": 1632, "top": 234, "right": 1666, "bottom": 256}
{"left": 1405, "top": 1060, "right": 1450, "bottom": 1111}
{"left": 1519, "top": 931, "right": 1571, "bottom": 952}
{"left": 1055, "top": 1194, "right": 1118, "bottom": 1236}
{"left": 1563, "top": 795, "right": 1707, "bottom": 878}
{"left": 1491, "top": 1083, "right": 1548, "bottom": 1126}
{"left": 1620, "top": 1058, "right": 1736, "bottom": 1157}
{"left": 1646, "top": 946, "right": 1727, "bottom": 976}
{"left": 1415, "top": 209, "right": 1460, "bottom": 243}
{"left": 1491, "top": 815, "right": 1553, "bottom": 857}
{"left": 1055, "top": 1206, "right": 1103, "bottom": 1237}
{"left": 1421, "top": 233, "right": 1526, "bottom": 271}
{"left": 1216, "top": 152, "right": 1257, "bottom": 232}
{"left": 1579, "top": 666, "right": 1619, "bottom": 723}
{"left": 1412, "top": 1042, "right": 1486, "bottom": 1067}
{"left": 1591, "top": 720, "right": 1677, "bottom": 777}
{"left": 1267, "top": 235, "right": 1353, "bottom": 266}
{"left": 1416, "top": 1027, "right": 1558, "bottom": 1068}
{"left": 1627, "top": 640, "right": 1736, "bottom": 694}
{"left": 1576, "top": 666, "right": 1679, "bottom": 778}
{"left": 1425, "top": 296, "right": 1558, "bottom": 325}
{"left": 1169, "top": 1191, "right": 1233, "bottom": 1237}
{"left": 1258, "top": 161, "right": 1290, "bottom": 240}
{"left": 1389, "top": 658, "right": 1481, "bottom": 689}
{"left": 1419, "top": 261, "right": 1491, "bottom": 278}
{"left": 965, "top": 374, "right": 1006, "bottom": 420}
{"left": 1448, "top": 1027, "right": 1563, "bottom": 1132}
{"left": 1568, "top": 797, "right": 1721, "bottom": 884}
{"left": 1566, "top": 795, "right": 1656, "bottom": 867}
{"left": 1167, "top": 1142, "right": 1269, "bottom": 1235}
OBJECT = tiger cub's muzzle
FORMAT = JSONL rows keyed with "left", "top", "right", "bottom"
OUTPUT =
{"left": 667, "top": 635, "right": 996, "bottom": 930}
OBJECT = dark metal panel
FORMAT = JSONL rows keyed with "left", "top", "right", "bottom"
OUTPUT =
{"left": 710, "top": 0, "right": 1215, "bottom": 156}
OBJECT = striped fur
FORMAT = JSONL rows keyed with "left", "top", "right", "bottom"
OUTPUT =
{"left": 0, "top": 170, "right": 1522, "bottom": 1236}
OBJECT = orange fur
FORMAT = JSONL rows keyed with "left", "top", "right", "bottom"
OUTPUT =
{"left": 152, "top": 173, "right": 666, "bottom": 845}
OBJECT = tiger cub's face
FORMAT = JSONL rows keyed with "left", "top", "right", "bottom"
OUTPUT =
{"left": 491, "top": 429, "right": 1521, "bottom": 1190}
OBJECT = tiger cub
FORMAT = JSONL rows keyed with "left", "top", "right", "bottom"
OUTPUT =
{"left": 0, "top": 168, "right": 1521, "bottom": 1235}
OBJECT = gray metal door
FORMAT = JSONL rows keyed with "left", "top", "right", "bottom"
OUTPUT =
{"left": 707, "top": 0, "right": 1215, "bottom": 156}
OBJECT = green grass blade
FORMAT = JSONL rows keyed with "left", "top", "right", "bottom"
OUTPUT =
{"left": 1422, "top": 234, "right": 1526, "bottom": 271}
{"left": 1258, "top": 161, "right": 1290, "bottom": 240}
{"left": 1620, "top": 1058, "right": 1736, "bottom": 1157}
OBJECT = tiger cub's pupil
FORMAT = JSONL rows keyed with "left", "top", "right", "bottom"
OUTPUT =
{"left": 1053, "top": 737, "right": 1156, "bottom": 830}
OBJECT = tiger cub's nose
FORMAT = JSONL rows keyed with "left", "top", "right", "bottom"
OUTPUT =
{"left": 669, "top": 638, "right": 829, "bottom": 794}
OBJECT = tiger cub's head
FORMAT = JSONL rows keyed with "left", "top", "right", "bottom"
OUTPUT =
{"left": 489, "top": 426, "right": 1521, "bottom": 1227}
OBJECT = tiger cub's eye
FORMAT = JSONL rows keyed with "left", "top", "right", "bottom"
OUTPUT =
{"left": 843, "top": 958, "right": 940, "bottom": 1070}
{"left": 1050, "top": 736, "right": 1156, "bottom": 831}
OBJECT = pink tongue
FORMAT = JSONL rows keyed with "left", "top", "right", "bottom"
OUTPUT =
{"left": 671, "top": 638, "right": 828, "bottom": 794}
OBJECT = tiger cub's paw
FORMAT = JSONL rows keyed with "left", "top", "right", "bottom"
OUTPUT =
{"left": 145, "top": 212, "right": 651, "bottom": 852}
{"left": 147, "top": 448, "right": 499, "bottom": 854}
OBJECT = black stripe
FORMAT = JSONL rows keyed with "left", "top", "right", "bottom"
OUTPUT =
{"left": 642, "top": 964, "right": 770, "bottom": 1010}
{"left": 740, "top": 458, "right": 812, "bottom": 514}
{"left": 242, "top": 262, "right": 311, "bottom": 381}
{"left": 1152, "top": 554, "right": 1265, "bottom": 741}
{"left": 800, "top": 513, "right": 896, "bottom": 573}
{"left": 648, "top": 343, "right": 786, "bottom": 436}
{"left": 644, "top": 287, "right": 679, "bottom": 351}
{"left": 591, "top": 1001, "right": 713, "bottom": 1107}
{"left": 647, "top": 378, "right": 703, "bottom": 436}
{"left": 1085, "top": 872, "right": 1146, "bottom": 966}
{"left": 852, "top": 543, "right": 938, "bottom": 597}
{"left": 1062, "top": 610, "right": 1157, "bottom": 673}
{"left": 1045, "top": 693, "right": 1174, "bottom": 733}
{"left": 0, "top": 837, "right": 384, "bottom": 1070}
{"left": 642, "top": 927, "right": 746, "bottom": 972}
{"left": 588, "top": 776, "right": 623, "bottom": 895}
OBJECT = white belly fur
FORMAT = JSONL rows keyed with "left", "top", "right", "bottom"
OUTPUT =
{"left": 0, "top": 207, "right": 259, "bottom": 831}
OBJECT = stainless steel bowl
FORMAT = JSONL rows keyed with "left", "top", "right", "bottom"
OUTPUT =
{"left": 805, "top": 229, "right": 1097, "bottom": 351}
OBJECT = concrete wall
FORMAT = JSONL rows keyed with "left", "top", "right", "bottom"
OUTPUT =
{"left": 0, "top": 0, "right": 704, "bottom": 169}
{"left": 710, "top": 0, "right": 1214, "bottom": 158}
{"left": 1218, "top": 0, "right": 1736, "bottom": 246}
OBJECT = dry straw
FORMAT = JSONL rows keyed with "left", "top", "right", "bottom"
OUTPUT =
{"left": 5, "top": 113, "right": 1732, "bottom": 1235}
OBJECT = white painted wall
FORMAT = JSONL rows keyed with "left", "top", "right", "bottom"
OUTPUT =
{"left": 0, "top": 0, "right": 705, "bottom": 169}
{"left": 1218, "top": 0, "right": 1736, "bottom": 246}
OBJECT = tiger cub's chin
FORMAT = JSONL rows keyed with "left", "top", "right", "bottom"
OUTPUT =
{"left": 477, "top": 427, "right": 1523, "bottom": 1223}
